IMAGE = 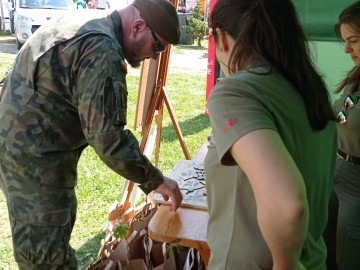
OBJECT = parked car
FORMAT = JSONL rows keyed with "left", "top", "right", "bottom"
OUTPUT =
{"left": 6, "top": 0, "right": 75, "bottom": 49}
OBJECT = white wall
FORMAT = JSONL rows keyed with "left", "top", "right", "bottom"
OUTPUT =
{"left": 108, "top": 0, "right": 133, "bottom": 11}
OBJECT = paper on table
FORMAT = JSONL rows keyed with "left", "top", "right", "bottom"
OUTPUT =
{"left": 153, "top": 160, "right": 207, "bottom": 210}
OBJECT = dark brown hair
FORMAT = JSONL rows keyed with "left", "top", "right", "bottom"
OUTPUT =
{"left": 334, "top": 1, "right": 360, "bottom": 94}
{"left": 209, "top": 0, "right": 335, "bottom": 130}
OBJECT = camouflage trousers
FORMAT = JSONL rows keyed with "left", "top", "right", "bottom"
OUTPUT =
{"left": 10, "top": 216, "right": 79, "bottom": 270}
{"left": 0, "top": 165, "right": 79, "bottom": 269}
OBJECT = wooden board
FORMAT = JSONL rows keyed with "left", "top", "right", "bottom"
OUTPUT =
{"left": 133, "top": 58, "right": 160, "bottom": 131}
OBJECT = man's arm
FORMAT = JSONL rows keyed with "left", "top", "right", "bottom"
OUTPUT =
{"left": 75, "top": 43, "right": 182, "bottom": 210}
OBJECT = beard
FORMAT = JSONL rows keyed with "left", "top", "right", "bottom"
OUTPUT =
{"left": 126, "top": 58, "right": 141, "bottom": 68}
{"left": 125, "top": 38, "right": 145, "bottom": 68}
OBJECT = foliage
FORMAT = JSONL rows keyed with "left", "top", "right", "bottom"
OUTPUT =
{"left": 0, "top": 30, "right": 12, "bottom": 36}
{"left": 113, "top": 223, "right": 130, "bottom": 239}
{"left": 183, "top": 0, "right": 208, "bottom": 47}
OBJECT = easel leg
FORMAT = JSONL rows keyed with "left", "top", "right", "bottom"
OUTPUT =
{"left": 162, "top": 88, "right": 191, "bottom": 160}
{"left": 198, "top": 245, "right": 210, "bottom": 269}
{"left": 154, "top": 101, "right": 164, "bottom": 167}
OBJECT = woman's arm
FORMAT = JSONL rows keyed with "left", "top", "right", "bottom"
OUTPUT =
{"left": 230, "top": 129, "right": 308, "bottom": 270}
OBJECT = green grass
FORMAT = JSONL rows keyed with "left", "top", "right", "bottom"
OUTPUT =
{"left": 0, "top": 30, "right": 12, "bottom": 36}
{"left": 0, "top": 53, "right": 15, "bottom": 78}
{"left": 0, "top": 39, "right": 210, "bottom": 269}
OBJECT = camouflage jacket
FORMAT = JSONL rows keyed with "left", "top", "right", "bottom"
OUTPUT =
{"left": 0, "top": 10, "right": 163, "bottom": 195}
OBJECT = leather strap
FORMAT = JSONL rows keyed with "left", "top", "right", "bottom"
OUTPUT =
{"left": 337, "top": 149, "right": 360, "bottom": 164}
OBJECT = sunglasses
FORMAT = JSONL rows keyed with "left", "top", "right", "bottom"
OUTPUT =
{"left": 148, "top": 25, "right": 166, "bottom": 53}
{"left": 337, "top": 94, "right": 359, "bottom": 124}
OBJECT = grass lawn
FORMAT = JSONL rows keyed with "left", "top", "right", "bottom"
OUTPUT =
{"left": 0, "top": 36, "right": 211, "bottom": 269}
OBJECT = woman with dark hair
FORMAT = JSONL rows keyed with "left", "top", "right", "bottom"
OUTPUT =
{"left": 325, "top": 1, "right": 360, "bottom": 269}
{"left": 204, "top": 0, "right": 337, "bottom": 269}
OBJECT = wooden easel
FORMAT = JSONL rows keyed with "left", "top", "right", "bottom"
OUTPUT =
{"left": 125, "top": 0, "right": 191, "bottom": 202}
{"left": 136, "top": 52, "right": 191, "bottom": 162}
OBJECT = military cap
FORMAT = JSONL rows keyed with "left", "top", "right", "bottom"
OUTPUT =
{"left": 133, "top": 0, "right": 180, "bottom": 44}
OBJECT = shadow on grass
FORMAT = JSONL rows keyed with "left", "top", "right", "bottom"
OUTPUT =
{"left": 0, "top": 35, "right": 17, "bottom": 55}
{"left": 172, "top": 44, "right": 208, "bottom": 59}
{"left": 177, "top": 44, "right": 206, "bottom": 51}
{"left": 161, "top": 113, "right": 210, "bottom": 143}
{"left": 76, "top": 231, "right": 105, "bottom": 268}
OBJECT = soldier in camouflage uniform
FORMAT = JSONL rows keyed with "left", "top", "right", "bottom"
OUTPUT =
{"left": 0, "top": 0, "right": 183, "bottom": 268}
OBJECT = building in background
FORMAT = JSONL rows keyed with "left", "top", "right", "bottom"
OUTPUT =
{"left": 178, "top": 0, "right": 206, "bottom": 15}
{"left": 0, "top": 0, "right": 11, "bottom": 31}
{"left": 108, "top": 0, "right": 132, "bottom": 10}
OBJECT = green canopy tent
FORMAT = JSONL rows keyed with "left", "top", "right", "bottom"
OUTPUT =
{"left": 294, "top": 0, "right": 355, "bottom": 41}
{"left": 292, "top": 0, "right": 357, "bottom": 99}
{"left": 205, "top": 0, "right": 357, "bottom": 105}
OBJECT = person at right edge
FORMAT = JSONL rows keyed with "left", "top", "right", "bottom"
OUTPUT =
{"left": 324, "top": 1, "right": 360, "bottom": 270}
{"left": 204, "top": 0, "right": 337, "bottom": 269}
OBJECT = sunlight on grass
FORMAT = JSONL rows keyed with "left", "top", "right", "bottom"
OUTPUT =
{"left": 0, "top": 53, "right": 16, "bottom": 78}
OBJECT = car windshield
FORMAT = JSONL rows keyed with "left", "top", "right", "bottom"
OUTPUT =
{"left": 20, "top": 0, "right": 74, "bottom": 9}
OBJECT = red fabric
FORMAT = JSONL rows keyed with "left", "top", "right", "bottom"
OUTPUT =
{"left": 205, "top": 0, "right": 217, "bottom": 116}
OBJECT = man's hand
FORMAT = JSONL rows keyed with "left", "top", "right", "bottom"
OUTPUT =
{"left": 155, "top": 176, "right": 183, "bottom": 211}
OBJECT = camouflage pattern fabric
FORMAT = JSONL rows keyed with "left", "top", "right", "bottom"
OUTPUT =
{"left": 0, "top": 10, "right": 164, "bottom": 268}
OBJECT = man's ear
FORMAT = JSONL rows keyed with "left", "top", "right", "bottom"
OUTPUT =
{"left": 131, "top": 19, "right": 147, "bottom": 38}
{"left": 215, "top": 28, "right": 229, "bottom": 52}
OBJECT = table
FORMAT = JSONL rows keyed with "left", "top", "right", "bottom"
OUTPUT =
{"left": 148, "top": 205, "right": 209, "bottom": 268}
{"left": 148, "top": 139, "right": 210, "bottom": 268}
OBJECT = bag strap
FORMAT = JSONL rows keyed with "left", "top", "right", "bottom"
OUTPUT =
{"left": 183, "top": 248, "right": 203, "bottom": 270}
{"left": 142, "top": 235, "right": 154, "bottom": 268}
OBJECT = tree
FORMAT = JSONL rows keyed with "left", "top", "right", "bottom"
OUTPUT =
{"left": 183, "top": 0, "right": 207, "bottom": 46}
